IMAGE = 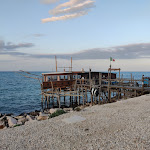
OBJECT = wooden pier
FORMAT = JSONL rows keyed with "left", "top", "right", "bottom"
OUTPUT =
{"left": 41, "top": 68, "right": 150, "bottom": 110}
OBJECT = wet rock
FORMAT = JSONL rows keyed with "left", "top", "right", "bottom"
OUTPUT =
{"left": 29, "top": 111, "right": 40, "bottom": 116}
{"left": 19, "top": 112, "right": 27, "bottom": 117}
{"left": 6, "top": 113, "right": 14, "bottom": 116}
{"left": 7, "top": 116, "right": 17, "bottom": 127}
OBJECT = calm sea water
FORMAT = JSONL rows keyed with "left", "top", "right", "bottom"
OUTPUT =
{"left": 1, "top": 71, "right": 150, "bottom": 115}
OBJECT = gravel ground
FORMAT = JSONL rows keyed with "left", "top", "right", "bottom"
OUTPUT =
{"left": 1, "top": 95, "right": 150, "bottom": 150}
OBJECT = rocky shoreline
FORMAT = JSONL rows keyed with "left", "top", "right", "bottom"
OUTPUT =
{"left": 0, "top": 106, "right": 84, "bottom": 130}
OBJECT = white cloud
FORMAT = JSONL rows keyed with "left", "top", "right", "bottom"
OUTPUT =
{"left": 42, "top": 11, "right": 88, "bottom": 23}
{"left": 51, "top": 0, "right": 88, "bottom": 11}
{"left": 50, "top": 0, "right": 94, "bottom": 15}
{"left": 41, "top": 0, "right": 95, "bottom": 23}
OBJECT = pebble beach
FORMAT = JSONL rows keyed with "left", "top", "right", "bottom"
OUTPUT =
{"left": 1, "top": 95, "right": 150, "bottom": 150}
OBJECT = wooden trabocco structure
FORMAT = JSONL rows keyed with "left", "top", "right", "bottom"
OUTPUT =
{"left": 40, "top": 67, "right": 150, "bottom": 110}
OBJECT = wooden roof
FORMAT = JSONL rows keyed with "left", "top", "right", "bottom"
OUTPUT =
{"left": 42, "top": 71, "right": 84, "bottom": 76}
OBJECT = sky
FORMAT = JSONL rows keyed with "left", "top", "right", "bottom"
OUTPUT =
{"left": 0, "top": 0, "right": 150, "bottom": 71}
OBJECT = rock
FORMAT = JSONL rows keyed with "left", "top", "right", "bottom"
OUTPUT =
{"left": 19, "top": 112, "right": 27, "bottom": 117}
{"left": 0, "top": 117, "right": 5, "bottom": 129}
{"left": 0, "top": 125, "right": 5, "bottom": 129}
{"left": 0, "top": 113, "right": 3, "bottom": 118}
{"left": 37, "top": 116, "right": 48, "bottom": 121}
{"left": 18, "top": 117, "right": 27, "bottom": 124}
{"left": 85, "top": 103, "right": 90, "bottom": 106}
{"left": 63, "top": 108, "right": 73, "bottom": 112}
{"left": 39, "top": 112, "right": 49, "bottom": 116}
{"left": 26, "top": 115, "right": 34, "bottom": 122}
{"left": 15, "top": 115, "right": 24, "bottom": 120}
{"left": 29, "top": 111, "right": 40, "bottom": 116}
{"left": 74, "top": 107, "right": 81, "bottom": 111}
{"left": 17, "top": 121, "right": 23, "bottom": 125}
{"left": 44, "top": 109, "right": 50, "bottom": 114}
{"left": 49, "top": 109, "right": 57, "bottom": 114}
{"left": 79, "top": 106, "right": 85, "bottom": 110}
{"left": 0, "top": 115, "right": 5, "bottom": 121}
{"left": 0, "top": 116, "right": 8, "bottom": 127}
{"left": 37, "top": 112, "right": 49, "bottom": 121}
{"left": 7, "top": 116, "right": 17, "bottom": 127}
{"left": 49, "top": 108, "right": 62, "bottom": 114}
{"left": 6, "top": 113, "right": 13, "bottom": 116}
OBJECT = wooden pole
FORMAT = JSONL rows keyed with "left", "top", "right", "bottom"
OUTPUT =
{"left": 64, "top": 96, "right": 66, "bottom": 105}
{"left": 55, "top": 56, "right": 57, "bottom": 72}
{"left": 108, "top": 66, "right": 111, "bottom": 102}
{"left": 41, "top": 94, "right": 43, "bottom": 110}
{"left": 71, "top": 57, "right": 72, "bottom": 72}
{"left": 85, "top": 88, "right": 88, "bottom": 103}
{"left": 142, "top": 75, "right": 144, "bottom": 94}
{"left": 58, "top": 95, "right": 60, "bottom": 108}
{"left": 89, "top": 68, "right": 91, "bottom": 89}
{"left": 119, "top": 69, "right": 120, "bottom": 81}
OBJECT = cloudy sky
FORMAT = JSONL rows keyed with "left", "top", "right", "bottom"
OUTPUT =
{"left": 0, "top": 0, "right": 150, "bottom": 71}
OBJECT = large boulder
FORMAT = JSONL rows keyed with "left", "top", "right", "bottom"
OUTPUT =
{"left": 7, "top": 116, "right": 17, "bottom": 127}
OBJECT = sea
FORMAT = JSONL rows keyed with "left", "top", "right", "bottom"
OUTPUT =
{"left": 1, "top": 71, "right": 150, "bottom": 115}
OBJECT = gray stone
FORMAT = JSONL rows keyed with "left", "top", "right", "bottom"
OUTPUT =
{"left": 7, "top": 116, "right": 17, "bottom": 127}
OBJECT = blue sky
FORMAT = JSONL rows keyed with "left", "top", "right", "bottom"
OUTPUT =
{"left": 0, "top": 0, "right": 150, "bottom": 71}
